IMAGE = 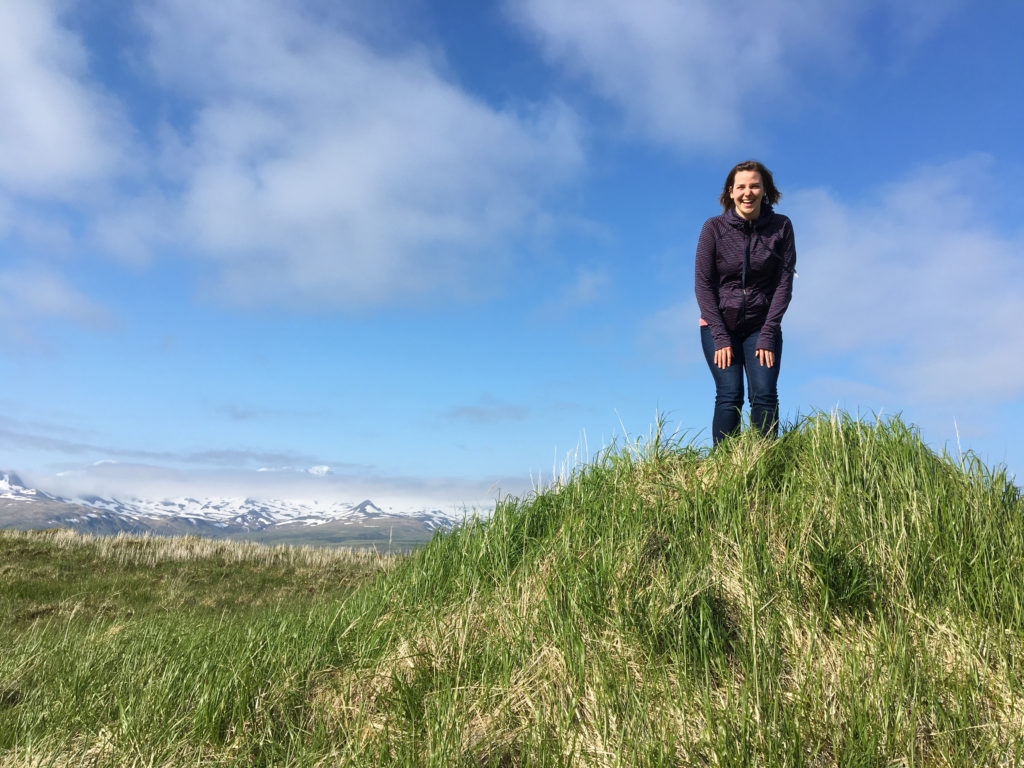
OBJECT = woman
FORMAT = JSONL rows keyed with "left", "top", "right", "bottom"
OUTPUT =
{"left": 694, "top": 160, "right": 796, "bottom": 445}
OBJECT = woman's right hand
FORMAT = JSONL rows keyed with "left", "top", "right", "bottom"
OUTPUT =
{"left": 714, "top": 346, "right": 733, "bottom": 369}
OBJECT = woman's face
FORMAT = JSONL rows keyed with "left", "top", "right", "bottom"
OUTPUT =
{"left": 730, "top": 170, "right": 764, "bottom": 220}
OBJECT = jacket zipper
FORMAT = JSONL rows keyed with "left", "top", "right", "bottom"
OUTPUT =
{"left": 741, "top": 221, "right": 753, "bottom": 324}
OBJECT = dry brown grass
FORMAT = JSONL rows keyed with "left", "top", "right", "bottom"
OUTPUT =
{"left": 0, "top": 527, "right": 397, "bottom": 571}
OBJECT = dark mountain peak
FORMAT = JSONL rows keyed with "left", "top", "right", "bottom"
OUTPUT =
{"left": 1, "top": 471, "right": 28, "bottom": 490}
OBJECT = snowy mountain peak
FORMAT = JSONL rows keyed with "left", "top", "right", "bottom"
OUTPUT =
{"left": 0, "top": 471, "right": 467, "bottom": 535}
{"left": 1, "top": 472, "right": 57, "bottom": 501}
{"left": 1, "top": 471, "right": 25, "bottom": 493}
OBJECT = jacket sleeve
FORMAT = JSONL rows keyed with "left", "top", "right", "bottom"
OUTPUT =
{"left": 755, "top": 217, "right": 796, "bottom": 350}
{"left": 694, "top": 219, "right": 732, "bottom": 350}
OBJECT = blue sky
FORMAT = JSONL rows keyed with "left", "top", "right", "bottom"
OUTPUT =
{"left": 2, "top": 0, "right": 1022, "bottom": 510}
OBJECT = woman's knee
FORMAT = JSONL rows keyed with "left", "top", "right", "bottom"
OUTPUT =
{"left": 713, "top": 374, "right": 744, "bottom": 407}
{"left": 748, "top": 390, "right": 778, "bottom": 410}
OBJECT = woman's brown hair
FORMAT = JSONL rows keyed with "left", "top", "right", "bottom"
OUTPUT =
{"left": 719, "top": 160, "right": 781, "bottom": 212}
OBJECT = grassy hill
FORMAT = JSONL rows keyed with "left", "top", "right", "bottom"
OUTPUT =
{"left": 1, "top": 413, "right": 1022, "bottom": 766}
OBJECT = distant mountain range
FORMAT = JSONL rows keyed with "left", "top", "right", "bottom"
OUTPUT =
{"left": 0, "top": 472, "right": 471, "bottom": 549}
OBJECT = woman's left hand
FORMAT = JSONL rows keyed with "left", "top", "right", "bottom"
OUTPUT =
{"left": 755, "top": 348, "right": 775, "bottom": 368}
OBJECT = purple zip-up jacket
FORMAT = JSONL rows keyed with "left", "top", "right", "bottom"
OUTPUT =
{"left": 694, "top": 203, "right": 796, "bottom": 352}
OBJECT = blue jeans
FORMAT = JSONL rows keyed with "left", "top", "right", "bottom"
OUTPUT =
{"left": 700, "top": 325, "right": 782, "bottom": 445}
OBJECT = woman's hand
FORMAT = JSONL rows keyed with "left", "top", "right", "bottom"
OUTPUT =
{"left": 714, "top": 346, "right": 733, "bottom": 369}
{"left": 755, "top": 348, "right": 775, "bottom": 368}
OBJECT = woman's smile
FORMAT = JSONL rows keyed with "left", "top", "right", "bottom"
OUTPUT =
{"left": 730, "top": 170, "right": 764, "bottom": 220}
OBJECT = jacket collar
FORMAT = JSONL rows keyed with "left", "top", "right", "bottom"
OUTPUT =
{"left": 725, "top": 202, "right": 774, "bottom": 231}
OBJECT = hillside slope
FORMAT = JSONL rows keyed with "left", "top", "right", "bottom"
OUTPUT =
{"left": 2, "top": 413, "right": 1022, "bottom": 766}
{"left": 326, "top": 412, "right": 1023, "bottom": 765}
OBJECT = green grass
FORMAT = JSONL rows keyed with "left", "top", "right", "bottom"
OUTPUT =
{"left": 1, "top": 412, "right": 1022, "bottom": 766}
{"left": 225, "top": 518, "right": 438, "bottom": 553}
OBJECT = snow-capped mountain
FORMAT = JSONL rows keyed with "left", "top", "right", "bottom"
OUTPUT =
{"left": 1, "top": 472, "right": 64, "bottom": 503}
{"left": 0, "top": 471, "right": 469, "bottom": 544}
{"left": 69, "top": 492, "right": 461, "bottom": 531}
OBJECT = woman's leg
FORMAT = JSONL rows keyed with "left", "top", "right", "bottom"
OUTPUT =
{"left": 701, "top": 326, "right": 744, "bottom": 445}
{"left": 742, "top": 328, "right": 782, "bottom": 438}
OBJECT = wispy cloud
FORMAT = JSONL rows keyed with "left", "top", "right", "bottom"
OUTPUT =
{"left": 0, "top": 420, "right": 332, "bottom": 471}
{"left": 637, "top": 301, "right": 698, "bottom": 375}
{"left": 180, "top": 449, "right": 333, "bottom": 469}
{"left": 559, "top": 268, "right": 609, "bottom": 307}
{"left": 509, "top": 0, "right": 960, "bottom": 152}
{"left": 215, "top": 404, "right": 275, "bottom": 423}
{"left": 213, "top": 403, "right": 328, "bottom": 423}
{"left": 532, "top": 267, "right": 610, "bottom": 319}
{"left": 0, "top": 266, "right": 111, "bottom": 350}
{"left": 0, "top": 423, "right": 149, "bottom": 460}
{"left": 443, "top": 395, "right": 530, "bottom": 425}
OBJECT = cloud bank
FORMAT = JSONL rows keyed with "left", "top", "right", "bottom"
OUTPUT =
{"left": 785, "top": 154, "right": 1024, "bottom": 405}
{"left": 29, "top": 460, "right": 511, "bottom": 513}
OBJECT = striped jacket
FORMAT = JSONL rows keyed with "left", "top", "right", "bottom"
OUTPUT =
{"left": 694, "top": 203, "right": 796, "bottom": 352}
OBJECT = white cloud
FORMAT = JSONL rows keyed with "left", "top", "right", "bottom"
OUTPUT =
{"left": 0, "top": 0, "right": 130, "bottom": 196}
{"left": 784, "top": 154, "right": 1024, "bottom": 404}
{"left": 132, "top": 0, "right": 584, "bottom": 308}
{"left": 509, "top": 0, "right": 961, "bottom": 152}
{"left": 0, "top": 0, "right": 584, "bottom": 310}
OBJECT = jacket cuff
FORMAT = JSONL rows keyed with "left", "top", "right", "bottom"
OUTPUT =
{"left": 756, "top": 329, "right": 777, "bottom": 350}
{"left": 711, "top": 329, "right": 732, "bottom": 350}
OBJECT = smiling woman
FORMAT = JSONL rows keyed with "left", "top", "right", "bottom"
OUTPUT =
{"left": 694, "top": 160, "right": 796, "bottom": 445}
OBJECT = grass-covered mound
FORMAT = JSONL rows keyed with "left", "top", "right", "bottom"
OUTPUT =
{"left": 2, "top": 413, "right": 1022, "bottom": 766}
